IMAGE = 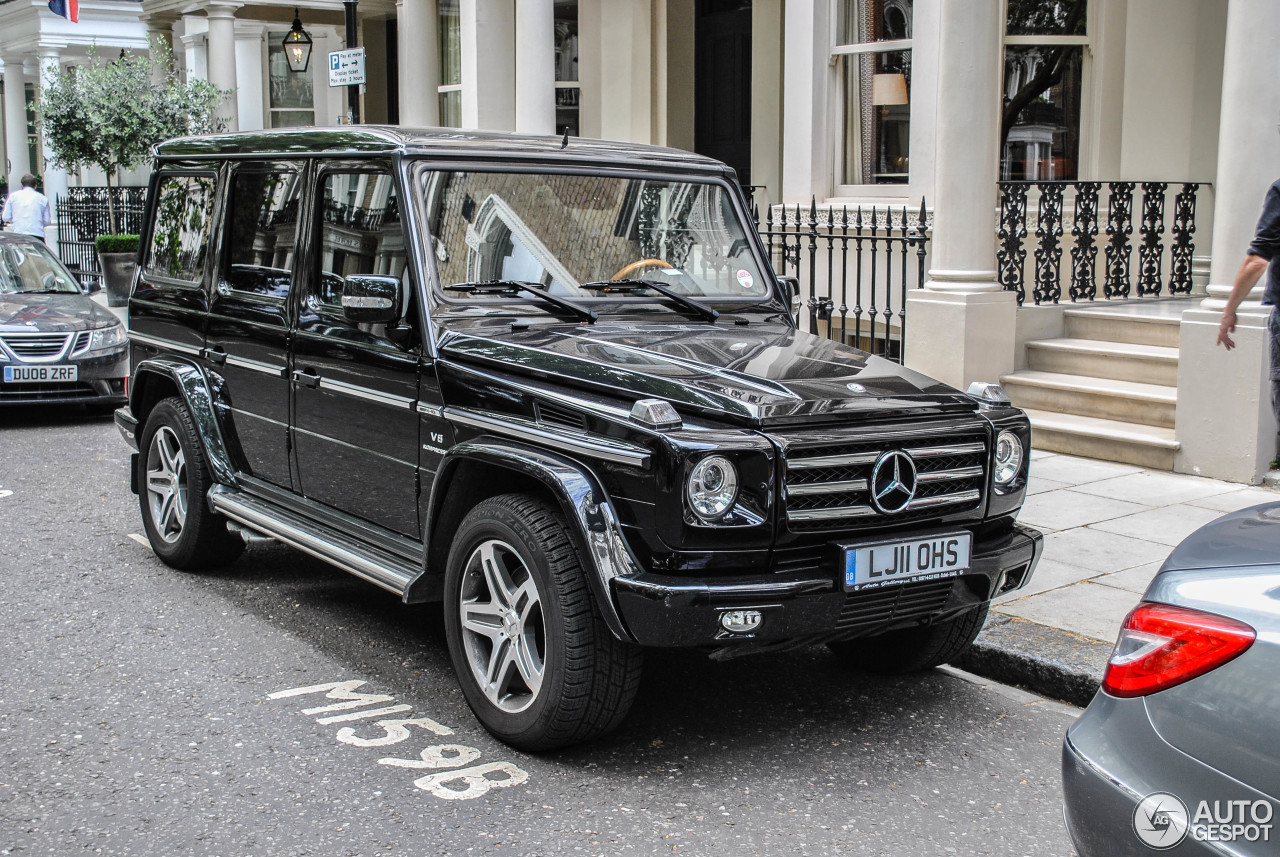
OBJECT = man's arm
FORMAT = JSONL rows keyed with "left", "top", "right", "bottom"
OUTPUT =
{"left": 1, "top": 196, "right": 11, "bottom": 225}
{"left": 1217, "top": 254, "right": 1270, "bottom": 350}
{"left": 40, "top": 196, "right": 51, "bottom": 229}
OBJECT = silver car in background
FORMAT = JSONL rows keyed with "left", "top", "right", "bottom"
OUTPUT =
{"left": 0, "top": 233, "right": 128, "bottom": 411}
{"left": 1063, "top": 502, "right": 1280, "bottom": 855}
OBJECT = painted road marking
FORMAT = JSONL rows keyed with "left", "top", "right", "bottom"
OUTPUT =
{"left": 128, "top": 533, "right": 150, "bottom": 548}
{"left": 269, "top": 679, "right": 529, "bottom": 800}
{"left": 0, "top": 487, "right": 13, "bottom": 499}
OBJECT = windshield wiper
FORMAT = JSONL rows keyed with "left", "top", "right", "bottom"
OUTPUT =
{"left": 579, "top": 279, "right": 719, "bottom": 323}
{"left": 444, "top": 280, "right": 597, "bottom": 324}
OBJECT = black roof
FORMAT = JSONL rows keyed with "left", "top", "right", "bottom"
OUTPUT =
{"left": 154, "top": 126, "right": 732, "bottom": 174}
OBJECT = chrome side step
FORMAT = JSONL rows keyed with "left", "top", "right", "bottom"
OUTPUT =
{"left": 208, "top": 484, "right": 419, "bottom": 597}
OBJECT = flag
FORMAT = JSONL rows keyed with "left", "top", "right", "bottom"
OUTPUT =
{"left": 47, "top": 0, "right": 78, "bottom": 23}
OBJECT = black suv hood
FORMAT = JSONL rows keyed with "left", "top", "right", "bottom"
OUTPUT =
{"left": 439, "top": 320, "right": 977, "bottom": 427}
{"left": 0, "top": 292, "right": 116, "bottom": 332}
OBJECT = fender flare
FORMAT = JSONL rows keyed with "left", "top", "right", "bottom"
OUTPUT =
{"left": 415, "top": 439, "right": 644, "bottom": 643}
{"left": 131, "top": 356, "right": 238, "bottom": 487}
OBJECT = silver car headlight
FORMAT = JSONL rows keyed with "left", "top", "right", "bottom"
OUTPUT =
{"left": 686, "top": 455, "right": 739, "bottom": 521}
{"left": 88, "top": 323, "right": 127, "bottom": 352}
{"left": 993, "top": 429, "right": 1024, "bottom": 486}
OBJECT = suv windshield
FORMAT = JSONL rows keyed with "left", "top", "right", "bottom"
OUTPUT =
{"left": 0, "top": 241, "right": 80, "bottom": 295}
{"left": 416, "top": 169, "right": 770, "bottom": 309}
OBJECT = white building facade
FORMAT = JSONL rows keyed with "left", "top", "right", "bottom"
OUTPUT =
{"left": 2, "top": 0, "right": 1277, "bottom": 483}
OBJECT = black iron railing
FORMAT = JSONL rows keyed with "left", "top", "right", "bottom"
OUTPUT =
{"left": 753, "top": 198, "right": 929, "bottom": 363}
{"left": 54, "top": 186, "right": 148, "bottom": 291}
{"left": 998, "top": 180, "right": 1202, "bottom": 305}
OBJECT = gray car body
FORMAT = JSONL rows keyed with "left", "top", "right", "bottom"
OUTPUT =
{"left": 1063, "top": 502, "right": 1280, "bottom": 856}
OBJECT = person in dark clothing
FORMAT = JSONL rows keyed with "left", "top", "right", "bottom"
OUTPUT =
{"left": 1217, "top": 178, "right": 1280, "bottom": 437}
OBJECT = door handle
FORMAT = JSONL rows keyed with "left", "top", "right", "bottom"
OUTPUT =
{"left": 201, "top": 347, "right": 227, "bottom": 366}
{"left": 292, "top": 368, "right": 321, "bottom": 389}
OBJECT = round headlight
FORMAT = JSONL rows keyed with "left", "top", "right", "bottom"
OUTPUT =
{"left": 686, "top": 455, "right": 739, "bottom": 521}
{"left": 994, "top": 430, "right": 1024, "bottom": 486}
{"left": 89, "top": 323, "right": 127, "bottom": 352}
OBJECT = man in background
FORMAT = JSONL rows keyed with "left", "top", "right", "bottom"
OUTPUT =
{"left": 1, "top": 174, "right": 52, "bottom": 241}
{"left": 1217, "top": 177, "right": 1280, "bottom": 448}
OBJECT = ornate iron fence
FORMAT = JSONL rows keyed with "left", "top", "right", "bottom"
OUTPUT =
{"left": 753, "top": 198, "right": 930, "bottom": 363}
{"left": 54, "top": 186, "right": 149, "bottom": 291}
{"left": 997, "top": 180, "right": 1202, "bottom": 305}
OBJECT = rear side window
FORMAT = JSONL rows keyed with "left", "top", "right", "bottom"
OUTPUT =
{"left": 221, "top": 164, "right": 305, "bottom": 300}
{"left": 144, "top": 173, "right": 218, "bottom": 285}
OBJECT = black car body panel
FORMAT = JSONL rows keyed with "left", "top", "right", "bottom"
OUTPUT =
{"left": 118, "top": 127, "right": 1042, "bottom": 656}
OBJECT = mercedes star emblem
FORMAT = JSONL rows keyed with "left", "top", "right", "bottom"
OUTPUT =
{"left": 846, "top": 382, "right": 866, "bottom": 394}
{"left": 870, "top": 450, "right": 918, "bottom": 514}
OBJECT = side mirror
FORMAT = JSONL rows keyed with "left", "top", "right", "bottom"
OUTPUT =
{"left": 778, "top": 276, "right": 801, "bottom": 316}
{"left": 341, "top": 274, "right": 401, "bottom": 324}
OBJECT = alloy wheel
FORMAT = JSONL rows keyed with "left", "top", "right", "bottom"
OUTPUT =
{"left": 145, "top": 425, "right": 188, "bottom": 544}
{"left": 458, "top": 539, "right": 546, "bottom": 714}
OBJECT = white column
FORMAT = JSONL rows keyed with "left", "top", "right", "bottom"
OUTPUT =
{"left": 36, "top": 47, "right": 68, "bottom": 244}
{"left": 397, "top": 0, "right": 440, "bottom": 126}
{"left": 205, "top": 2, "right": 241, "bottom": 131}
{"left": 234, "top": 23, "right": 265, "bottom": 131}
{"left": 903, "top": 0, "right": 1015, "bottom": 391}
{"left": 596, "top": 0, "right": 650, "bottom": 143}
{"left": 779, "top": 1, "right": 828, "bottom": 202}
{"left": 460, "top": 0, "right": 515, "bottom": 131}
{"left": 514, "top": 0, "right": 554, "bottom": 134}
{"left": 3, "top": 57, "right": 30, "bottom": 189}
{"left": 1175, "top": 0, "right": 1280, "bottom": 484}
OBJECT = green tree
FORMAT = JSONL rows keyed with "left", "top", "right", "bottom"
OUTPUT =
{"left": 41, "top": 39, "right": 229, "bottom": 233}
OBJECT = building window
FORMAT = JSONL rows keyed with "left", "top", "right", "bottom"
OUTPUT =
{"left": 554, "top": 0, "right": 579, "bottom": 136}
{"left": 25, "top": 82, "right": 39, "bottom": 178}
{"left": 268, "top": 32, "right": 316, "bottom": 128}
{"left": 834, "top": 0, "right": 912, "bottom": 189}
{"left": 1001, "top": 0, "right": 1088, "bottom": 181}
{"left": 438, "top": 0, "right": 462, "bottom": 127}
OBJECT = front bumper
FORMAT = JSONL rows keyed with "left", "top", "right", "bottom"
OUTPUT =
{"left": 0, "top": 347, "right": 128, "bottom": 407}
{"left": 611, "top": 523, "right": 1042, "bottom": 648}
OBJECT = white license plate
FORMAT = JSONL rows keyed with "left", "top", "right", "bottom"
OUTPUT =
{"left": 3, "top": 365, "right": 79, "bottom": 384}
{"left": 843, "top": 532, "right": 972, "bottom": 591}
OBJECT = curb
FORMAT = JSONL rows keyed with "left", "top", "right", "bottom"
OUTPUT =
{"left": 953, "top": 614, "right": 1113, "bottom": 709}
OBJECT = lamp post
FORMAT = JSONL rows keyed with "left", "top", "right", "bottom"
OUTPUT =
{"left": 283, "top": 9, "right": 313, "bottom": 73}
{"left": 344, "top": 0, "right": 360, "bottom": 124}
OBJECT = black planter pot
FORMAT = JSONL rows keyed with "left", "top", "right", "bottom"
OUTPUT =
{"left": 98, "top": 252, "right": 137, "bottom": 308}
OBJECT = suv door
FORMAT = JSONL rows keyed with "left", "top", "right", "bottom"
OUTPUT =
{"left": 205, "top": 161, "right": 306, "bottom": 487}
{"left": 290, "top": 163, "right": 421, "bottom": 536}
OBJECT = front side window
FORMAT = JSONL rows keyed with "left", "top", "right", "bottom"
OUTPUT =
{"left": 419, "top": 170, "right": 770, "bottom": 310}
{"left": 835, "top": 0, "right": 913, "bottom": 188}
{"left": 222, "top": 165, "right": 305, "bottom": 299}
{"left": 1001, "top": 0, "right": 1088, "bottom": 181}
{"left": 302, "top": 169, "right": 414, "bottom": 350}
{"left": 145, "top": 174, "right": 217, "bottom": 284}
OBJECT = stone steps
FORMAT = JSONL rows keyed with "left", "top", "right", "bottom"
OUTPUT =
{"left": 999, "top": 370, "right": 1177, "bottom": 429}
{"left": 1021, "top": 408, "right": 1179, "bottom": 470}
{"left": 1064, "top": 306, "right": 1182, "bottom": 348}
{"left": 1024, "top": 338, "right": 1180, "bottom": 386}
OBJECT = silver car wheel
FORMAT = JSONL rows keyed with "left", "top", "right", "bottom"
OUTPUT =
{"left": 145, "top": 425, "right": 188, "bottom": 545}
{"left": 458, "top": 539, "right": 546, "bottom": 714}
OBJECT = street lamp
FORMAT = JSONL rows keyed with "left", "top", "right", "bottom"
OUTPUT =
{"left": 283, "top": 9, "right": 313, "bottom": 73}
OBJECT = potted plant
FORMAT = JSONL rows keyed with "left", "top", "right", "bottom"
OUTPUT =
{"left": 95, "top": 233, "right": 140, "bottom": 307}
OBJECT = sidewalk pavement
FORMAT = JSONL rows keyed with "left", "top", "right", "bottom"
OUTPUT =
{"left": 956, "top": 449, "right": 1280, "bottom": 706}
{"left": 89, "top": 289, "right": 128, "bottom": 324}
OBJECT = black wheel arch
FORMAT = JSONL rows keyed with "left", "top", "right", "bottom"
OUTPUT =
{"left": 130, "top": 357, "right": 238, "bottom": 487}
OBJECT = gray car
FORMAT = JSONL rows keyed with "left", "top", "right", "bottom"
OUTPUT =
{"left": 0, "top": 233, "right": 128, "bottom": 410}
{"left": 1063, "top": 501, "right": 1280, "bottom": 855}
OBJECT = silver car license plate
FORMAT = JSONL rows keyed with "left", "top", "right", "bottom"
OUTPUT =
{"left": 3, "top": 365, "right": 79, "bottom": 383}
{"left": 843, "top": 532, "right": 972, "bottom": 591}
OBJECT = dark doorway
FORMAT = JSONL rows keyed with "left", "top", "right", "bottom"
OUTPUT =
{"left": 695, "top": 0, "right": 751, "bottom": 185}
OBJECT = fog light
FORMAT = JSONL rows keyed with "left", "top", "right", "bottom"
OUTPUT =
{"left": 720, "top": 609, "right": 762, "bottom": 634}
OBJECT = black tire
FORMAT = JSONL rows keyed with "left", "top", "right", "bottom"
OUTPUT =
{"left": 136, "top": 396, "right": 244, "bottom": 570}
{"left": 827, "top": 603, "right": 989, "bottom": 674}
{"left": 443, "top": 493, "right": 644, "bottom": 752}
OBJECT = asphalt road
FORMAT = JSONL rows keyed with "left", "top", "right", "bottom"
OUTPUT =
{"left": 1, "top": 408, "right": 1079, "bottom": 856}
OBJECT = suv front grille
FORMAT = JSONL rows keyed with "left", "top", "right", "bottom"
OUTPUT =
{"left": 779, "top": 427, "right": 988, "bottom": 532}
{"left": 1, "top": 332, "right": 73, "bottom": 362}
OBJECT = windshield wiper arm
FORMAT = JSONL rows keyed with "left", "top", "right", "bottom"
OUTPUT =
{"left": 444, "top": 280, "right": 597, "bottom": 324}
{"left": 579, "top": 279, "right": 719, "bottom": 323}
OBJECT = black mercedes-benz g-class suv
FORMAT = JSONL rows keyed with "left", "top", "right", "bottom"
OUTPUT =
{"left": 116, "top": 128, "right": 1042, "bottom": 751}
